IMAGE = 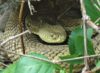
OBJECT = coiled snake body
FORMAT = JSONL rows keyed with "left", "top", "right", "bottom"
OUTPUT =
{"left": 0, "top": 11, "right": 100, "bottom": 70}
{"left": 0, "top": 11, "right": 69, "bottom": 65}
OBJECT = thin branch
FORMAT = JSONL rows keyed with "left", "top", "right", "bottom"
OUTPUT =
{"left": 57, "top": 5, "right": 74, "bottom": 19}
{"left": 94, "top": 0, "right": 100, "bottom": 11}
{"left": 28, "top": 0, "right": 37, "bottom": 15}
{"left": 80, "top": 0, "right": 89, "bottom": 71}
{"left": 94, "top": 17, "right": 100, "bottom": 24}
{"left": 94, "top": 4, "right": 100, "bottom": 12}
{"left": 56, "top": 54, "right": 100, "bottom": 63}
{"left": 97, "top": 0, "right": 100, "bottom": 6}
{"left": 1, "top": 45, "right": 100, "bottom": 64}
{"left": 82, "top": 66, "right": 88, "bottom": 73}
{"left": 91, "top": 0, "right": 100, "bottom": 12}
{"left": 0, "top": 47, "right": 53, "bottom": 64}
{"left": 19, "top": 0, "right": 26, "bottom": 54}
{"left": 0, "top": 62, "right": 8, "bottom": 67}
{"left": 86, "top": 20, "right": 100, "bottom": 33}
{"left": 0, "top": 30, "right": 30, "bottom": 46}
{"left": 91, "top": 67, "right": 100, "bottom": 73}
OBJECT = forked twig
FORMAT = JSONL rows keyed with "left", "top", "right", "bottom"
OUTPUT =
{"left": 28, "top": 0, "right": 37, "bottom": 15}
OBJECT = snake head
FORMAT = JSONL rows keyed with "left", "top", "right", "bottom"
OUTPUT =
{"left": 26, "top": 18, "right": 67, "bottom": 43}
{"left": 38, "top": 24, "right": 67, "bottom": 43}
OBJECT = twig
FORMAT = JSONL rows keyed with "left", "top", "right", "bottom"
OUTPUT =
{"left": 0, "top": 62, "right": 8, "bottom": 67}
{"left": 0, "top": 30, "right": 30, "bottom": 46}
{"left": 91, "top": 67, "right": 100, "bottom": 73}
{"left": 0, "top": 47, "right": 53, "bottom": 64}
{"left": 19, "top": 0, "right": 25, "bottom": 54}
{"left": 86, "top": 20, "right": 100, "bottom": 33}
{"left": 80, "top": 0, "right": 89, "bottom": 71}
{"left": 97, "top": 0, "right": 100, "bottom": 6}
{"left": 94, "top": 17, "right": 100, "bottom": 24}
{"left": 91, "top": 0, "right": 100, "bottom": 12}
{"left": 57, "top": 5, "right": 74, "bottom": 19}
{"left": 82, "top": 66, "right": 88, "bottom": 73}
{"left": 94, "top": 4, "right": 100, "bottom": 12}
{"left": 56, "top": 54, "right": 100, "bottom": 63}
{"left": 1, "top": 44, "right": 100, "bottom": 64}
{"left": 28, "top": 0, "right": 37, "bottom": 15}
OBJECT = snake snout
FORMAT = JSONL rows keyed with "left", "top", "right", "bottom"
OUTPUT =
{"left": 51, "top": 34, "right": 59, "bottom": 40}
{"left": 50, "top": 33, "right": 66, "bottom": 43}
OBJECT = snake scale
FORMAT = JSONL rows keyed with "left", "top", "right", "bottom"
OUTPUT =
{"left": 0, "top": 11, "right": 69, "bottom": 66}
{"left": 0, "top": 10, "right": 100, "bottom": 72}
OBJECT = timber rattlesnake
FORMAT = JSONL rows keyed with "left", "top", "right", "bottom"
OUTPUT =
{"left": 0, "top": 10, "right": 100, "bottom": 71}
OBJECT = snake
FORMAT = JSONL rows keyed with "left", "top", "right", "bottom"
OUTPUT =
{"left": 25, "top": 16, "right": 67, "bottom": 43}
{"left": 0, "top": 10, "right": 100, "bottom": 72}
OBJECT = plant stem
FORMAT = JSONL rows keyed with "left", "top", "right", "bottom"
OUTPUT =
{"left": 80, "top": 0, "right": 89, "bottom": 70}
{"left": 18, "top": 0, "right": 25, "bottom": 54}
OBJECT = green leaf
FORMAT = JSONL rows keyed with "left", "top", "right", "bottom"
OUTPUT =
{"left": 0, "top": 69, "right": 3, "bottom": 73}
{"left": 68, "top": 27, "right": 82, "bottom": 55}
{"left": 96, "top": 61, "right": 100, "bottom": 68}
{"left": 74, "top": 35, "right": 95, "bottom": 55}
{"left": 69, "top": 64, "right": 73, "bottom": 73}
{"left": 3, "top": 62, "right": 16, "bottom": 73}
{"left": 66, "top": 27, "right": 95, "bottom": 64}
{"left": 2, "top": 52, "right": 63, "bottom": 73}
{"left": 84, "top": 0, "right": 100, "bottom": 24}
{"left": 15, "top": 53, "right": 61, "bottom": 73}
{"left": 60, "top": 69, "right": 66, "bottom": 73}
{"left": 68, "top": 27, "right": 94, "bottom": 55}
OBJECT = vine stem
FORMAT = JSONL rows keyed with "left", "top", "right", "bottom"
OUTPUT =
{"left": 80, "top": 0, "right": 89, "bottom": 72}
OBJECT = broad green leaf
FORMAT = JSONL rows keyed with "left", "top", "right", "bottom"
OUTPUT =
{"left": 3, "top": 62, "right": 16, "bottom": 73}
{"left": 2, "top": 52, "right": 63, "bottom": 73}
{"left": 66, "top": 27, "right": 95, "bottom": 64}
{"left": 68, "top": 27, "right": 94, "bottom": 55}
{"left": 68, "top": 27, "right": 83, "bottom": 55}
{"left": 15, "top": 53, "right": 61, "bottom": 73}
{"left": 84, "top": 0, "right": 100, "bottom": 24}
{"left": 15, "top": 53, "right": 56, "bottom": 73}
{"left": 74, "top": 35, "right": 95, "bottom": 55}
